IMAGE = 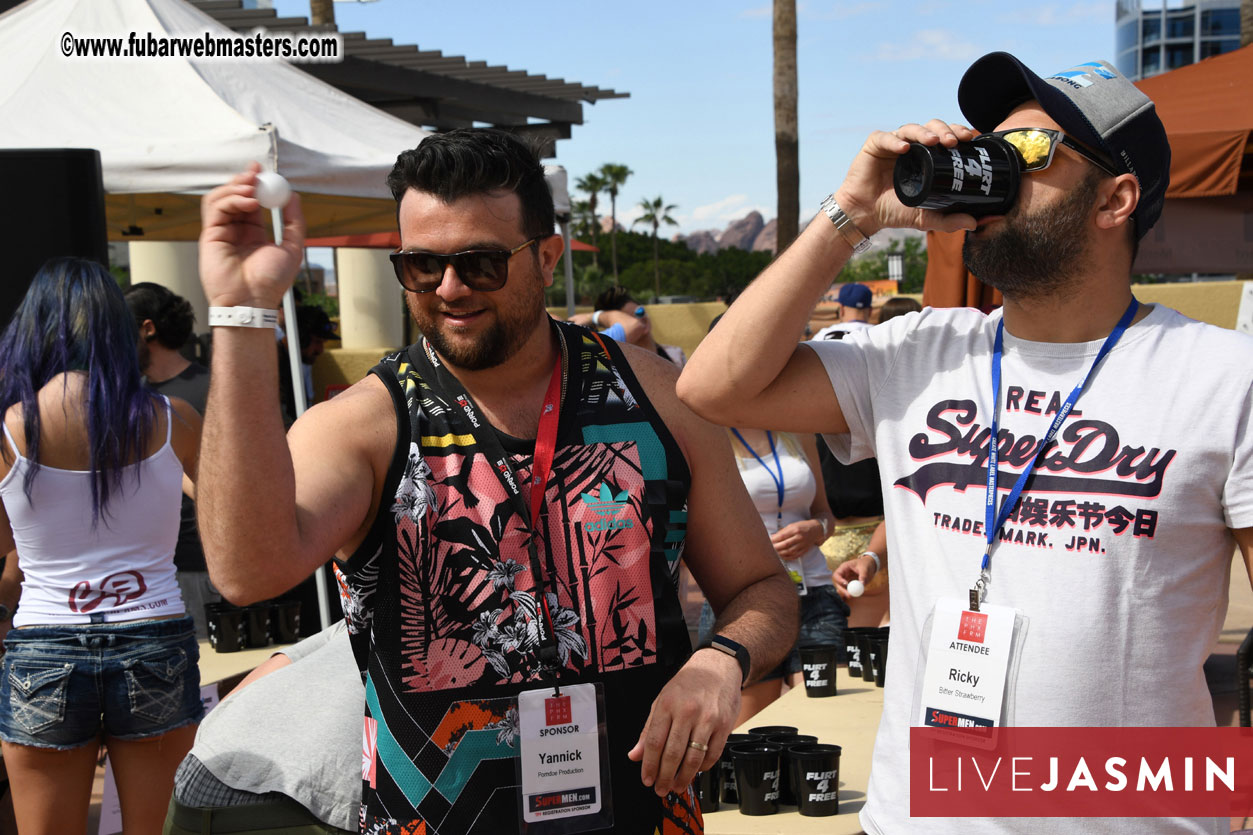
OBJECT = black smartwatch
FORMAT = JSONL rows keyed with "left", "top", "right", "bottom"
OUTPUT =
{"left": 708, "top": 634, "right": 751, "bottom": 686}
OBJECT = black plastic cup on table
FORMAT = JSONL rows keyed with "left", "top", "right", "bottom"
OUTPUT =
{"left": 243, "top": 604, "right": 271, "bottom": 648}
{"left": 270, "top": 600, "right": 302, "bottom": 644}
{"left": 789, "top": 743, "right": 842, "bottom": 817}
{"left": 874, "top": 635, "right": 890, "bottom": 687}
{"left": 694, "top": 767, "right": 720, "bottom": 813}
{"left": 857, "top": 631, "right": 876, "bottom": 682}
{"left": 718, "top": 733, "right": 763, "bottom": 805}
{"left": 766, "top": 734, "right": 817, "bottom": 805}
{"left": 747, "top": 725, "right": 797, "bottom": 737}
{"left": 730, "top": 742, "right": 782, "bottom": 816}
{"left": 799, "top": 644, "right": 839, "bottom": 697}
{"left": 846, "top": 627, "right": 866, "bottom": 678}
{"left": 204, "top": 603, "right": 243, "bottom": 653}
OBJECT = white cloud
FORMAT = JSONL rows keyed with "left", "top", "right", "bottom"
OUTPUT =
{"left": 690, "top": 194, "right": 750, "bottom": 222}
{"left": 869, "top": 29, "right": 982, "bottom": 62}
{"left": 995, "top": 1, "right": 1106, "bottom": 26}
{"left": 802, "top": 1, "right": 887, "bottom": 21}
{"left": 740, "top": 3, "right": 770, "bottom": 18}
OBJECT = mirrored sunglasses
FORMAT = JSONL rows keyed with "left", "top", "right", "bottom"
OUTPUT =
{"left": 389, "top": 237, "right": 541, "bottom": 293}
{"left": 988, "top": 128, "right": 1118, "bottom": 178}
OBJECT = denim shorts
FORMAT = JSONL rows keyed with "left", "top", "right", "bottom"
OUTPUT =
{"left": 0, "top": 615, "right": 204, "bottom": 750}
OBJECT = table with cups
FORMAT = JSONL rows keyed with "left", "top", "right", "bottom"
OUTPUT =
{"left": 197, "top": 600, "right": 303, "bottom": 687}
{"left": 701, "top": 626, "right": 889, "bottom": 834}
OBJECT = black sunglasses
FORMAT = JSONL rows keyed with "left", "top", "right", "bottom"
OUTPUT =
{"left": 988, "top": 128, "right": 1119, "bottom": 178}
{"left": 389, "top": 236, "right": 543, "bottom": 293}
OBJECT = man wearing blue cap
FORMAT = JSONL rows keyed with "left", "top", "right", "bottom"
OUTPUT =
{"left": 813, "top": 282, "right": 874, "bottom": 340}
{"left": 681, "top": 51, "right": 1253, "bottom": 834}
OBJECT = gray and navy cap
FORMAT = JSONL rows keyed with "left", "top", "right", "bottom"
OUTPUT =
{"left": 957, "top": 52, "right": 1171, "bottom": 240}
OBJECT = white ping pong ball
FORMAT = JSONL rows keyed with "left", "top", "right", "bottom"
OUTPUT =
{"left": 847, "top": 579, "right": 865, "bottom": 597}
{"left": 254, "top": 172, "right": 292, "bottom": 209}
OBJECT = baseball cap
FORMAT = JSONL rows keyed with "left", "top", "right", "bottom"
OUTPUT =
{"left": 837, "top": 283, "right": 873, "bottom": 309}
{"left": 296, "top": 305, "right": 339, "bottom": 341}
{"left": 957, "top": 52, "right": 1171, "bottom": 239}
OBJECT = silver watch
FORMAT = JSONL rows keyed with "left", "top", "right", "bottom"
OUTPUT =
{"left": 820, "top": 195, "right": 873, "bottom": 255}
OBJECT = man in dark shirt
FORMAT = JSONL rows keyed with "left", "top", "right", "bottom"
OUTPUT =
{"left": 125, "top": 282, "right": 218, "bottom": 638}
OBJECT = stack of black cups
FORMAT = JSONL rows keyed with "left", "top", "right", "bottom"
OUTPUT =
{"left": 846, "top": 626, "right": 890, "bottom": 687}
{"left": 204, "top": 599, "right": 303, "bottom": 653}
{"left": 692, "top": 724, "right": 842, "bottom": 817}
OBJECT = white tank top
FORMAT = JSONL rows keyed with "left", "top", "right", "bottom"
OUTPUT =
{"left": 1, "top": 397, "right": 186, "bottom": 625}
{"left": 733, "top": 432, "right": 831, "bottom": 591}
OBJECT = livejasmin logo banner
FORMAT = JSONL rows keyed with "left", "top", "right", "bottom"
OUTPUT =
{"left": 910, "top": 727, "right": 1253, "bottom": 817}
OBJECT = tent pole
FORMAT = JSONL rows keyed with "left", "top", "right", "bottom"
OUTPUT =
{"left": 271, "top": 206, "right": 332, "bottom": 634}
{"left": 560, "top": 219, "right": 575, "bottom": 317}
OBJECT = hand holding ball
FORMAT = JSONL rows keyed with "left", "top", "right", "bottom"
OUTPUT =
{"left": 254, "top": 172, "right": 292, "bottom": 210}
{"left": 847, "top": 579, "right": 865, "bottom": 598}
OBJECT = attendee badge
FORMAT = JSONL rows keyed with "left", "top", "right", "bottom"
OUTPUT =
{"left": 783, "top": 559, "right": 808, "bottom": 595}
{"left": 917, "top": 598, "right": 1016, "bottom": 730}
{"left": 518, "top": 683, "right": 610, "bottom": 830}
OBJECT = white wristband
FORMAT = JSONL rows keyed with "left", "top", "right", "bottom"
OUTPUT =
{"left": 208, "top": 306, "right": 279, "bottom": 329}
{"left": 859, "top": 550, "right": 882, "bottom": 573}
{"left": 591, "top": 310, "right": 603, "bottom": 328}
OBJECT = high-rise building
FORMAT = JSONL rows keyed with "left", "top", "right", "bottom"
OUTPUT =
{"left": 1116, "top": 0, "right": 1244, "bottom": 79}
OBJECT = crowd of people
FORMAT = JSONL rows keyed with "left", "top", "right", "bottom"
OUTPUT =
{"left": 0, "top": 48, "right": 1250, "bottom": 835}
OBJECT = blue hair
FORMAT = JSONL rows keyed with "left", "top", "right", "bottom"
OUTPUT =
{"left": 0, "top": 257, "right": 160, "bottom": 523}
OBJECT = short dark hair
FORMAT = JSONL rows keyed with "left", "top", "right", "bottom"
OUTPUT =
{"left": 878, "top": 296, "right": 922, "bottom": 324}
{"left": 594, "top": 285, "right": 636, "bottom": 313}
{"left": 387, "top": 128, "right": 554, "bottom": 240}
{"left": 124, "top": 282, "right": 195, "bottom": 350}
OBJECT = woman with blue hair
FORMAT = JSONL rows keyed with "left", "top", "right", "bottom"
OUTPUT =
{"left": 0, "top": 258, "right": 203, "bottom": 833}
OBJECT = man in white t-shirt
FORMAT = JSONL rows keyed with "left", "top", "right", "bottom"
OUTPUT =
{"left": 813, "top": 282, "right": 874, "bottom": 341}
{"left": 679, "top": 51, "right": 1253, "bottom": 835}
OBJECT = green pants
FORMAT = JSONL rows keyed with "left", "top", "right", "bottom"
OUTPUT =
{"left": 163, "top": 795, "right": 355, "bottom": 835}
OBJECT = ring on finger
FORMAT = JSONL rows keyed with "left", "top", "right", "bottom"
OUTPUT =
{"left": 688, "top": 740, "right": 709, "bottom": 752}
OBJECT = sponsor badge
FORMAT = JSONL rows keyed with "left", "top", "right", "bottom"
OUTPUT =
{"left": 519, "top": 683, "right": 606, "bottom": 826}
{"left": 917, "top": 598, "right": 1016, "bottom": 730}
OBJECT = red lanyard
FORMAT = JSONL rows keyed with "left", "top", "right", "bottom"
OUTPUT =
{"left": 528, "top": 357, "right": 563, "bottom": 531}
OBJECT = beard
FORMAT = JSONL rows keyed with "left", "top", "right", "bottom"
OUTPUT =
{"left": 407, "top": 275, "right": 547, "bottom": 372}
{"left": 963, "top": 172, "right": 1101, "bottom": 300}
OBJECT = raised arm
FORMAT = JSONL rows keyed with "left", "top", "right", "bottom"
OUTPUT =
{"left": 621, "top": 348, "right": 797, "bottom": 797}
{"left": 677, "top": 121, "right": 980, "bottom": 434}
{"left": 196, "top": 165, "right": 391, "bottom": 604}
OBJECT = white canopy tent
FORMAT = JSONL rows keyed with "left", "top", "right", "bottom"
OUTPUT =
{"left": 0, "top": 0, "right": 584, "bottom": 623}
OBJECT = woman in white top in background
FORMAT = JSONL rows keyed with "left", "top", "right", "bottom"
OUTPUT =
{"left": 0, "top": 257, "right": 203, "bottom": 834}
{"left": 723, "top": 428, "right": 848, "bottom": 724}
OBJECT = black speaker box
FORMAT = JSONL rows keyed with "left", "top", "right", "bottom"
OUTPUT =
{"left": 0, "top": 148, "right": 109, "bottom": 327}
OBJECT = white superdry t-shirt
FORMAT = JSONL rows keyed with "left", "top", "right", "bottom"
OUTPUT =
{"left": 807, "top": 304, "right": 1253, "bottom": 835}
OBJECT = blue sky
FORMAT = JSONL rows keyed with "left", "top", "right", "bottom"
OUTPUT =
{"left": 273, "top": 0, "right": 1118, "bottom": 238}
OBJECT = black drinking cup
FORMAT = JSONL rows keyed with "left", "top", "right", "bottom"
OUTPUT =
{"left": 874, "top": 636, "right": 890, "bottom": 687}
{"left": 243, "top": 604, "right": 271, "bottom": 648}
{"left": 694, "top": 768, "right": 720, "bottom": 813}
{"left": 747, "top": 725, "right": 797, "bottom": 737}
{"left": 730, "top": 743, "right": 782, "bottom": 816}
{"left": 719, "top": 733, "right": 762, "bottom": 805}
{"left": 205, "top": 603, "right": 243, "bottom": 653}
{"left": 789, "top": 743, "right": 842, "bottom": 817}
{"left": 270, "top": 600, "right": 302, "bottom": 644}
{"left": 846, "top": 627, "right": 866, "bottom": 678}
{"left": 767, "top": 735, "right": 817, "bottom": 805}
{"left": 893, "top": 134, "right": 1021, "bottom": 217}
{"left": 799, "top": 644, "right": 839, "bottom": 697}
{"left": 858, "top": 632, "right": 876, "bottom": 682}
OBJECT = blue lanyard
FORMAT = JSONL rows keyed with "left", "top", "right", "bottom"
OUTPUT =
{"left": 976, "top": 300, "right": 1139, "bottom": 608}
{"left": 732, "top": 428, "right": 785, "bottom": 531}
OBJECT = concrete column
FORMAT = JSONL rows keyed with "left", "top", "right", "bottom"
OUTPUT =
{"left": 127, "top": 242, "right": 207, "bottom": 331}
{"left": 336, "top": 247, "right": 405, "bottom": 350}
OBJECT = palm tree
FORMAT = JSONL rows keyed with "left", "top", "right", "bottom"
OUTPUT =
{"left": 632, "top": 196, "right": 678, "bottom": 301}
{"left": 774, "top": 0, "right": 799, "bottom": 251}
{"left": 599, "top": 163, "right": 633, "bottom": 279}
{"left": 574, "top": 172, "right": 607, "bottom": 268}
